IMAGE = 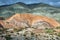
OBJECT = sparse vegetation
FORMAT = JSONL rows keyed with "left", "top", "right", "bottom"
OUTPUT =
{"left": 5, "top": 35, "right": 12, "bottom": 40}
{"left": 13, "top": 28, "right": 23, "bottom": 32}
{"left": 45, "top": 28, "right": 55, "bottom": 34}
{"left": 56, "top": 26, "right": 60, "bottom": 29}
{"left": 56, "top": 32, "right": 60, "bottom": 37}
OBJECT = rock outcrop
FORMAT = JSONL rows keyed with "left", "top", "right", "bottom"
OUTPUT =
{"left": 0, "top": 13, "right": 60, "bottom": 40}
{"left": 0, "top": 13, "right": 59, "bottom": 29}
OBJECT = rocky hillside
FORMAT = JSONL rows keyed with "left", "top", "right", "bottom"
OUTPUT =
{"left": 0, "top": 2, "right": 60, "bottom": 40}
{"left": 0, "top": 13, "right": 60, "bottom": 28}
{"left": 0, "top": 13, "right": 60, "bottom": 40}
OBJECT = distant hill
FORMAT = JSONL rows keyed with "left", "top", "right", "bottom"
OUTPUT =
{"left": 0, "top": 2, "right": 60, "bottom": 22}
{"left": 0, "top": 2, "right": 30, "bottom": 18}
{"left": 27, "top": 3, "right": 60, "bottom": 22}
{"left": 27, "top": 3, "right": 52, "bottom": 9}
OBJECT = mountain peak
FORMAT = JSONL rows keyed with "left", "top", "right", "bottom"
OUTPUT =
{"left": 15, "top": 2, "right": 26, "bottom": 5}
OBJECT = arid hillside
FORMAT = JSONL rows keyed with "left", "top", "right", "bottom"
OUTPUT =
{"left": 0, "top": 13, "right": 60, "bottom": 40}
{"left": 0, "top": 13, "right": 60, "bottom": 29}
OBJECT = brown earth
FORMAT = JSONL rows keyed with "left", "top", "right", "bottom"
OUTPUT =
{"left": 0, "top": 13, "right": 60, "bottom": 29}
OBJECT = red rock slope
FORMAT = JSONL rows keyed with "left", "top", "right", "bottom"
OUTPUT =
{"left": 0, "top": 13, "right": 60, "bottom": 29}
